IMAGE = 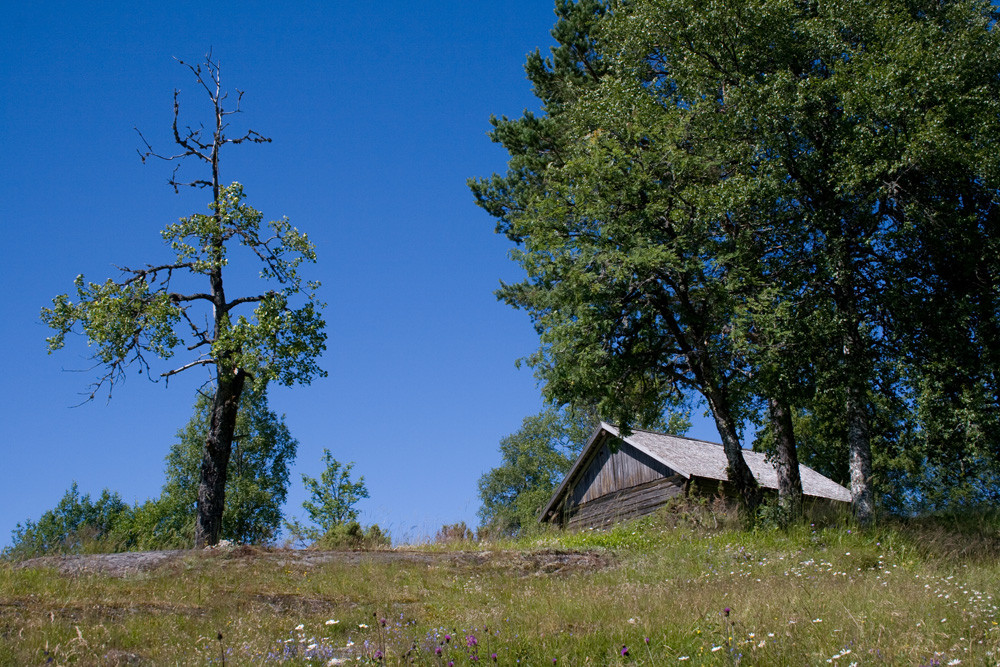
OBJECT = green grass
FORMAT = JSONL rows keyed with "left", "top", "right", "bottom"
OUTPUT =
{"left": 2, "top": 508, "right": 999, "bottom": 665}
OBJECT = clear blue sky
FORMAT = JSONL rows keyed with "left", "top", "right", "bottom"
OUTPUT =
{"left": 0, "top": 1, "right": 721, "bottom": 546}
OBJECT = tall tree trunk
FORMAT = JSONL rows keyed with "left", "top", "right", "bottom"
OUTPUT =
{"left": 703, "top": 387, "right": 761, "bottom": 511}
{"left": 846, "top": 378, "right": 874, "bottom": 524}
{"left": 195, "top": 369, "right": 247, "bottom": 547}
{"left": 834, "top": 245, "right": 875, "bottom": 525}
{"left": 769, "top": 397, "right": 802, "bottom": 520}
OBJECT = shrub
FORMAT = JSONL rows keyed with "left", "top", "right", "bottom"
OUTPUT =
{"left": 435, "top": 521, "right": 475, "bottom": 544}
{"left": 311, "top": 521, "right": 389, "bottom": 550}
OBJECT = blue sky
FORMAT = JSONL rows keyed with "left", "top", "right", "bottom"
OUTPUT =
{"left": 1, "top": 1, "right": 721, "bottom": 546}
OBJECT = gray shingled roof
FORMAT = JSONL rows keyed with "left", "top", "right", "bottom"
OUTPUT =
{"left": 602, "top": 423, "right": 851, "bottom": 502}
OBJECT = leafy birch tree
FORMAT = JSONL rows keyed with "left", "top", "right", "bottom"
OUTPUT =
{"left": 475, "top": 0, "right": 1000, "bottom": 522}
{"left": 477, "top": 406, "right": 599, "bottom": 536}
{"left": 471, "top": 0, "right": 765, "bottom": 509}
{"left": 285, "top": 451, "right": 369, "bottom": 541}
{"left": 41, "top": 56, "right": 325, "bottom": 546}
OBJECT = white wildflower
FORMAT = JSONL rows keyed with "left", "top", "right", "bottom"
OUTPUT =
{"left": 711, "top": 646, "right": 723, "bottom": 652}
{"left": 295, "top": 624, "right": 305, "bottom": 631}
{"left": 325, "top": 619, "right": 340, "bottom": 626}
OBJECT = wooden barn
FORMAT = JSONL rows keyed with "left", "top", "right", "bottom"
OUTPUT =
{"left": 540, "top": 423, "right": 851, "bottom": 529}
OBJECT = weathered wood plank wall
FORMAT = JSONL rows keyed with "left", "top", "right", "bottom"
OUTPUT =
{"left": 568, "top": 438, "right": 676, "bottom": 506}
{"left": 565, "top": 476, "right": 687, "bottom": 529}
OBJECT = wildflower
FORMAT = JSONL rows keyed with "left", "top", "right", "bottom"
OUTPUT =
{"left": 678, "top": 657, "right": 690, "bottom": 661}
{"left": 621, "top": 645, "right": 629, "bottom": 656}
{"left": 711, "top": 646, "right": 723, "bottom": 652}
{"left": 467, "top": 635, "right": 478, "bottom": 647}
{"left": 948, "top": 660, "right": 961, "bottom": 666}
{"left": 325, "top": 620, "right": 340, "bottom": 626}
{"left": 492, "top": 653, "right": 498, "bottom": 661}
{"left": 359, "top": 624, "right": 369, "bottom": 629}
{"left": 295, "top": 624, "right": 305, "bottom": 631}
{"left": 380, "top": 618, "right": 387, "bottom": 627}
{"left": 813, "top": 619, "right": 823, "bottom": 623}
{"left": 435, "top": 647, "right": 443, "bottom": 656}
{"left": 445, "top": 634, "right": 452, "bottom": 643}
{"left": 645, "top": 637, "right": 650, "bottom": 645}
{"left": 724, "top": 607, "right": 731, "bottom": 617}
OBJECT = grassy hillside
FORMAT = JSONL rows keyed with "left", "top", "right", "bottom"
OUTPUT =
{"left": 2, "top": 505, "right": 999, "bottom": 665}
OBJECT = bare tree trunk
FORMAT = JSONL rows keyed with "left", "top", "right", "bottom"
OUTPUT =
{"left": 703, "top": 387, "right": 761, "bottom": 512}
{"left": 846, "top": 379, "right": 874, "bottom": 525}
{"left": 195, "top": 369, "right": 247, "bottom": 547}
{"left": 769, "top": 397, "right": 802, "bottom": 520}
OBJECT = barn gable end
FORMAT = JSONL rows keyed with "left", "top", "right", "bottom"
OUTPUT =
{"left": 544, "top": 429, "right": 688, "bottom": 528}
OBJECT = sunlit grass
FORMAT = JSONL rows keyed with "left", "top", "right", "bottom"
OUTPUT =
{"left": 2, "top": 508, "right": 999, "bottom": 664}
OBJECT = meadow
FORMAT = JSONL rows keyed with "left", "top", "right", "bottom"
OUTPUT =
{"left": 2, "top": 505, "right": 998, "bottom": 665}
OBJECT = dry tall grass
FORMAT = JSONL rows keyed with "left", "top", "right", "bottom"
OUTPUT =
{"left": 2, "top": 505, "right": 998, "bottom": 665}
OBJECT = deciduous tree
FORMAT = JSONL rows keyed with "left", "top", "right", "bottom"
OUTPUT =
{"left": 477, "top": 406, "right": 599, "bottom": 536}
{"left": 42, "top": 56, "right": 325, "bottom": 545}
{"left": 285, "top": 451, "right": 369, "bottom": 542}
{"left": 136, "top": 385, "right": 297, "bottom": 545}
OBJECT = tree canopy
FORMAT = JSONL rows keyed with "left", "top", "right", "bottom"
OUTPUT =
{"left": 473, "top": 0, "right": 1000, "bottom": 520}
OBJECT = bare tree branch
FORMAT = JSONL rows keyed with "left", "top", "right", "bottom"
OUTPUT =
{"left": 160, "top": 357, "right": 215, "bottom": 379}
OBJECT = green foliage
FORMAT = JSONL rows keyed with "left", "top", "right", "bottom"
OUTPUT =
{"left": 477, "top": 406, "right": 599, "bottom": 536}
{"left": 41, "top": 183, "right": 326, "bottom": 397}
{"left": 5, "top": 483, "right": 130, "bottom": 559}
{"left": 311, "top": 521, "right": 389, "bottom": 550}
{"left": 123, "top": 385, "right": 298, "bottom": 547}
{"left": 285, "top": 451, "right": 369, "bottom": 542}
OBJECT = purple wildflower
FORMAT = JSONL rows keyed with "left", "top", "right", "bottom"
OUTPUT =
{"left": 724, "top": 607, "right": 731, "bottom": 617}
{"left": 467, "top": 635, "right": 478, "bottom": 647}
{"left": 621, "top": 645, "right": 629, "bottom": 656}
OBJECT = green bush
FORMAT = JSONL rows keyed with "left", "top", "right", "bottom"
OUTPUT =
{"left": 311, "top": 521, "right": 389, "bottom": 550}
